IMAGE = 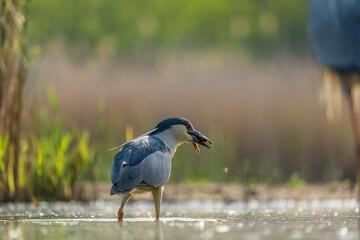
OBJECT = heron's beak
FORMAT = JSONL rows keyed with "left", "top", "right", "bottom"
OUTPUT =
{"left": 187, "top": 129, "right": 213, "bottom": 152}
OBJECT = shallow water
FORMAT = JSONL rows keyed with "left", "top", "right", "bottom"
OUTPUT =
{"left": 0, "top": 199, "right": 359, "bottom": 239}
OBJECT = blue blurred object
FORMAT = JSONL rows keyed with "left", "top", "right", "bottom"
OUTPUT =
{"left": 308, "top": 0, "right": 360, "bottom": 73}
{"left": 308, "top": 0, "right": 360, "bottom": 197}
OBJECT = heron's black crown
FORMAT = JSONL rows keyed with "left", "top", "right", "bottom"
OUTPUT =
{"left": 149, "top": 117, "right": 191, "bottom": 135}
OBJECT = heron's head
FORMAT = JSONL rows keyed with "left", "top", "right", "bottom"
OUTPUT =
{"left": 149, "top": 117, "right": 212, "bottom": 152}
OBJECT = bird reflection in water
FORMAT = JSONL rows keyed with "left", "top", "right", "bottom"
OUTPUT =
{"left": 118, "top": 220, "right": 164, "bottom": 240}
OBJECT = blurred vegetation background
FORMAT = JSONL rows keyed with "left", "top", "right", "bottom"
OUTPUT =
{"left": 27, "top": 0, "right": 309, "bottom": 56}
{"left": 1, "top": 0, "right": 356, "bottom": 201}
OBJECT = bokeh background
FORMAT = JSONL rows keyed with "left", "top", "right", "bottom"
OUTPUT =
{"left": 3, "top": 0, "right": 356, "bottom": 200}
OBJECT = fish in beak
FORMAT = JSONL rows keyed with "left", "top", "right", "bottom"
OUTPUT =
{"left": 187, "top": 129, "right": 213, "bottom": 152}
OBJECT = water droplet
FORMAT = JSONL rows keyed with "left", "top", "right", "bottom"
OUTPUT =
{"left": 194, "top": 221, "right": 205, "bottom": 230}
{"left": 339, "top": 227, "right": 348, "bottom": 236}
{"left": 215, "top": 225, "right": 230, "bottom": 233}
{"left": 9, "top": 228, "right": 21, "bottom": 239}
{"left": 227, "top": 210, "right": 236, "bottom": 215}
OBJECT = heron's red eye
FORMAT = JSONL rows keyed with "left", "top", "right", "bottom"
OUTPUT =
{"left": 186, "top": 124, "right": 191, "bottom": 130}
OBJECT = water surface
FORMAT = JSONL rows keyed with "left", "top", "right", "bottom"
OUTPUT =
{"left": 1, "top": 199, "right": 358, "bottom": 239}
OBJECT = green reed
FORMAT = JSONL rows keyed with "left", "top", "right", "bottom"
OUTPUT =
{"left": 0, "top": 87, "right": 96, "bottom": 201}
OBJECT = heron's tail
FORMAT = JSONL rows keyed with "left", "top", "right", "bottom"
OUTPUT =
{"left": 110, "top": 183, "right": 131, "bottom": 195}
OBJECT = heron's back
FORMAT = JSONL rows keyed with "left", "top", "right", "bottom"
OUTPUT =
{"left": 110, "top": 135, "right": 171, "bottom": 195}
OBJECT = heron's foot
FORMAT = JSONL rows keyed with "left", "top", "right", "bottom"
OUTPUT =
{"left": 118, "top": 207, "right": 124, "bottom": 221}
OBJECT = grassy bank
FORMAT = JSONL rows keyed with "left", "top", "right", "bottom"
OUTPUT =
{"left": 95, "top": 182, "right": 356, "bottom": 201}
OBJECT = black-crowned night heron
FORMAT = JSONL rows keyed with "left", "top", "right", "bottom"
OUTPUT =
{"left": 110, "top": 117, "right": 212, "bottom": 220}
{"left": 308, "top": 0, "right": 360, "bottom": 195}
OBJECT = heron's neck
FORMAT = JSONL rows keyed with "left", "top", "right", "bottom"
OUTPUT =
{"left": 153, "top": 130, "right": 184, "bottom": 157}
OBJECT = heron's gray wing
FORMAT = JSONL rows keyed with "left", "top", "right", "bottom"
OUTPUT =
{"left": 142, "top": 150, "right": 172, "bottom": 187}
{"left": 110, "top": 135, "right": 169, "bottom": 195}
{"left": 308, "top": 0, "right": 360, "bottom": 71}
{"left": 110, "top": 161, "right": 145, "bottom": 195}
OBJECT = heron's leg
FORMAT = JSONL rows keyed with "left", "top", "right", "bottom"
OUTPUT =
{"left": 151, "top": 187, "right": 163, "bottom": 220}
{"left": 118, "top": 193, "right": 133, "bottom": 221}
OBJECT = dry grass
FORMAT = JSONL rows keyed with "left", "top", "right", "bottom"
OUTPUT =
{"left": 24, "top": 45, "right": 357, "bottom": 183}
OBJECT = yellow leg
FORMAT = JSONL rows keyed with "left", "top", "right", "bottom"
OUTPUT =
{"left": 118, "top": 193, "right": 133, "bottom": 221}
{"left": 151, "top": 187, "right": 163, "bottom": 220}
